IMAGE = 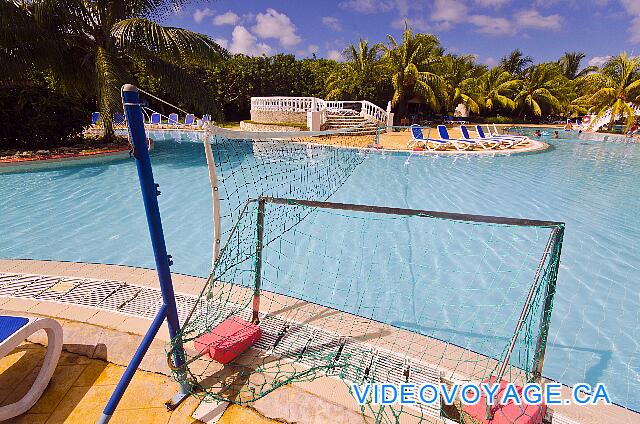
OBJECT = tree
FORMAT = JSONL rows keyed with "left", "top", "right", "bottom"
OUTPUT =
{"left": 513, "top": 63, "right": 567, "bottom": 117}
{"left": 558, "top": 51, "right": 596, "bottom": 79}
{"left": 0, "top": 0, "right": 225, "bottom": 139}
{"left": 575, "top": 52, "right": 640, "bottom": 130}
{"left": 384, "top": 25, "right": 445, "bottom": 117}
{"left": 499, "top": 49, "right": 533, "bottom": 76}
{"left": 437, "top": 54, "right": 485, "bottom": 115}
{"left": 326, "top": 38, "right": 387, "bottom": 103}
{"left": 476, "top": 67, "right": 519, "bottom": 113}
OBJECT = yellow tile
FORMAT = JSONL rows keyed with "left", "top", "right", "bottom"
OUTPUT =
{"left": 218, "top": 404, "right": 280, "bottom": 424}
{"left": 19, "top": 364, "right": 85, "bottom": 414}
{"left": 75, "top": 363, "right": 124, "bottom": 387}
{"left": 44, "top": 385, "right": 111, "bottom": 423}
{"left": 10, "top": 412, "right": 50, "bottom": 424}
{"left": 110, "top": 407, "right": 171, "bottom": 424}
{"left": 167, "top": 395, "right": 201, "bottom": 424}
{"left": 117, "top": 373, "right": 178, "bottom": 410}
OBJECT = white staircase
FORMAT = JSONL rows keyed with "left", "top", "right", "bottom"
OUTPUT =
{"left": 324, "top": 113, "right": 379, "bottom": 135}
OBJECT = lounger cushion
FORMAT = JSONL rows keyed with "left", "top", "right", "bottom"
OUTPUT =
{"left": 461, "top": 377, "right": 545, "bottom": 424}
{"left": 194, "top": 316, "right": 262, "bottom": 364}
{"left": 0, "top": 316, "right": 29, "bottom": 343}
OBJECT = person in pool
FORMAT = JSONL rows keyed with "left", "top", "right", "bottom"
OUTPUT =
{"left": 553, "top": 131, "right": 559, "bottom": 139}
{"left": 534, "top": 130, "right": 542, "bottom": 137}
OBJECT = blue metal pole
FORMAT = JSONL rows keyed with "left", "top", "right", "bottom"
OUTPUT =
{"left": 97, "top": 84, "right": 190, "bottom": 423}
{"left": 98, "top": 305, "right": 168, "bottom": 423}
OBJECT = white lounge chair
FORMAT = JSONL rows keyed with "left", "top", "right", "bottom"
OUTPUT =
{"left": 0, "top": 315, "right": 63, "bottom": 421}
{"left": 475, "top": 125, "right": 520, "bottom": 148}
{"left": 492, "top": 123, "right": 528, "bottom": 143}
{"left": 408, "top": 125, "right": 451, "bottom": 151}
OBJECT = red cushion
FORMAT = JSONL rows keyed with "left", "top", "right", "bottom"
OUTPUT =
{"left": 461, "top": 378, "right": 545, "bottom": 424}
{"left": 194, "top": 317, "right": 262, "bottom": 364}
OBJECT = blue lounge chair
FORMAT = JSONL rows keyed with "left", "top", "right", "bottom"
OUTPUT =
{"left": 436, "top": 125, "right": 477, "bottom": 151}
{"left": 184, "top": 114, "right": 195, "bottom": 125}
{"left": 168, "top": 113, "right": 179, "bottom": 125}
{"left": 150, "top": 113, "right": 161, "bottom": 125}
{"left": 91, "top": 112, "right": 100, "bottom": 125}
{"left": 475, "top": 125, "right": 519, "bottom": 148}
{"left": 408, "top": 125, "right": 450, "bottom": 150}
{"left": 0, "top": 315, "right": 63, "bottom": 420}
{"left": 202, "top": 114, "right": 211, "bottom": 123}
{"left": 459, "top": 126, "right": 501, "bottom": 149}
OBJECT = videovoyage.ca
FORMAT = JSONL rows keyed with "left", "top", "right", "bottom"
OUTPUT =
{"left": 351, "top": 382, "right": 612, "bottom": 407}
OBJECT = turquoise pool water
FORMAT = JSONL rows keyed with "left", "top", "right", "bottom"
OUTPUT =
{"left": 1, "top": 129, "right": 638, "bottom": 410}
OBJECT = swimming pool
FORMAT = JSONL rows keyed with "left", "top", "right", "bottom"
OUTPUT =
{"left": 1, "top": 129, "right": 638, "bottom": 410}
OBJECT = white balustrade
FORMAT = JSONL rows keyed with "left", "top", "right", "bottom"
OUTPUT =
{"left": 251, "top": 97, "right": 388, "bottom": 126}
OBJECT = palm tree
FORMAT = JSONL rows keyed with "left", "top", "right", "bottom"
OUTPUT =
{"left": 575, "top": 52, "right": 640, "bottom": 130}
{"left": 499, "top": 49, "right": 533, "bottom": 76}
{"left": 326, "top": 38, "right": 384, "bottom": 101}
{"left": 558, "top": 51, "right": 596, "bottom": 79}
{"left": 0, "top": 0, "right": 224, "bottom": 139}
{"left": 476, "top": 67, "right": 519, "bottom": 113}
{"left": 513, "top": 63, "right": 566, "bottom": 117}
{"left": 384, "top": 25, "right": 445, "bottom": 117}
{"left": 437, "top": 54, "right": 485, "bottom": 115}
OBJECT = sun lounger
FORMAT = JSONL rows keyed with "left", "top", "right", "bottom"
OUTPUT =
{"left": 459, "top": 125, "right": 501, "bottom": 149}
{"left": 492, "top": 123, "right": 528, "bottom": 143}
{"left": 408, "top": 125, "right": 450, "bottom": 151}
{"left": 436, "top": 125, "right": 478, "bottom": 151}
{"left": 91, "top": 112, "right": 100, "bottom": 125}
{"left": 475, "top": 125, "right": 520, "bottom": 148}
{"left": 0, "top": 315, "right": 63, "bottom": 421}
{"left": 168, "top": 113, "right": 179, "bottom": 126}
{"left": 184, "top": 114, "right": 195, "bottom": 125}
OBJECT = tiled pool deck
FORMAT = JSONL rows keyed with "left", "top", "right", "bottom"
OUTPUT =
{"left": 0, "top": 259, "right": 637, "bottom": 424}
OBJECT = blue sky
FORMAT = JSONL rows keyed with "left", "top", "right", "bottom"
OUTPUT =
{"left": 165, "top": 0, "right": 640, "bottom": 68}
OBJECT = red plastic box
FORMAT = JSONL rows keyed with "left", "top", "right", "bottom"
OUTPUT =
{"left": 461, "top": 377, "right": 546, "bottom": 424}
{"left": 194, "top": 316, "right": 262, "bottom": 364}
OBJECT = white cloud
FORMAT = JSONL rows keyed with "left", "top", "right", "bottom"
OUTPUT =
{"left": 588, "top": 55, "right": 612, "bottom": 67}
{"left": 213, "top": 11, "right": 240, "bottom": 26}
{"left": 213, "top": 38, "right": 229, "bottom": 50}
{"left": 339, "top": 0, "right": 394, "bottom": 14}
{"left": 431, "top": 0, "right": 468, "bottom": 28}
{"left": 252, "top": 8, "right": 301, "bottom": 47}
{"left": 322, "top": 16, "right": 342, "bottom": 32}
{"left": 484, "top": 56, "right": 497, "bottom": 66}
{"left": 229, "top": 26, "right": 272, "bottom": 56}
{"left": 193, "top": 8, "right": 214, "bottom": 24}
{"left": 515, "top": 9, "right": 563, "bottom": 30}
{"left": 327, "top": 49, "right": 344, "bottom": 61}
{"left": 475, "top": 0, "right": 511, "bottom": 7}
{"left": 619, "top": 0, "right": 640, "bottom": 43}
{"left": 297, "top": 44, "right": 320, "bottom": 57}
{"left": 468, "top": 14, "right": 516, "bottom": 35}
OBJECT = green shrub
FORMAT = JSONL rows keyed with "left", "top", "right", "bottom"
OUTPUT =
{"left": 0, "top": 85, "right": 91, "bottom": 150}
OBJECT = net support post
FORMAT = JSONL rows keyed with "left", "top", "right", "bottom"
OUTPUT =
{"left": 252, "top": 198, "right": 266, "bottom": 324}
{"left": 533, "top": 225, "right": 564, "bottom": 382}
{"left": 99, "top": 85, "right": 190, "bottom": 422}
{"left": 203, "top": 138, "right": 221, "bottom": 265}
{"left": 98, "top": 305, "right": 168, "bottom": 424}
{"left": 485, "top": 225, "right": 561, "bottom": 420}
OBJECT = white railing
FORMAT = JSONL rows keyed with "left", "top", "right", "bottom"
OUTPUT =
{"left": 251, "top": 97, "right": 387, "bottom": 125}
{"left": 361, "top": 100, "right": 386, "bottom": 124}
{"left": 251, "top": 97, "right": 325, "bottom": 113}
